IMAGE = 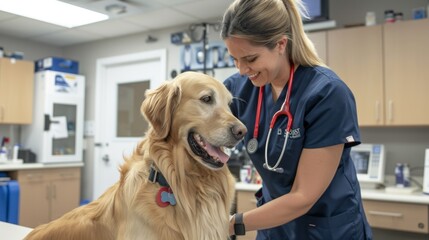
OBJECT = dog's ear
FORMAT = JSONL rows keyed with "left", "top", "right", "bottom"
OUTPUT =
{"left": 141, "top": 81, "right": 181, "bottom": 139}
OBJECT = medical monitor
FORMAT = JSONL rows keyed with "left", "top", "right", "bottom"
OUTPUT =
{"left": 351, "top": 144, "right": 386, "bottom": 185}
{"left": 302, "top": 0, "right": 329, "bottom": 23}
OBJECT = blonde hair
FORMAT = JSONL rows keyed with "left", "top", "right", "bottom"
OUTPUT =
{"left": 221, "top": 0, "right": 325, "bottom": 67}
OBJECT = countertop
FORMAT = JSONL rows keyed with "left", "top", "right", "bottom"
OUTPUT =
{"left": 0, "top": 221, "right": 32, "bottom": 240}
{"left": 236, "top": 182, "right": 429, "bottom": 205}
{"left": 0, "top": 162, "right": 84, "bottom": 171}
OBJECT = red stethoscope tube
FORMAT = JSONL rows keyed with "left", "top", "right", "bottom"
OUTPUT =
{"left": 248, "top": 63, "right": 295, "bottom": 173}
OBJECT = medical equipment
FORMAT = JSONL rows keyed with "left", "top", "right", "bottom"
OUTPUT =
{"left": 247, "top": 64, "right": 295, "bottom": 174}
{"left": 350, "top": 144, "right": 386, "bottom": 185}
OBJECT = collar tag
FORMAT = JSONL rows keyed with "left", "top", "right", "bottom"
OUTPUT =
{"left": 156, "top": 186, "right": 176, "bottom": 207}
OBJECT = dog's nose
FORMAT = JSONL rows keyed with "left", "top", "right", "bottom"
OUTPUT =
{"left": 231, "top": 123, "right": 247, "bottom": 140}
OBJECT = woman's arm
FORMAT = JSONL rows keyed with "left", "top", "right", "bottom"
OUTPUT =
{"left": 230, "top": 144, "right": 344, "bottom": 234}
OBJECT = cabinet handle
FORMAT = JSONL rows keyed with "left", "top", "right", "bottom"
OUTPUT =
{"left": 52, "top": 184, "right": 56, "bottom": 199}
{"left": 388, "top": 100, "right": 394, "bottom": 123}
{"left": 46, "top": 185, "right": 50, "bottom": 200}
{"left": 60, "top": 172, "right": 75, "bottom": 178}
{"left": 26, "top": 174, "right": 43, "bottom": 180}
{"left": 375, "top": 101, "right": 380, "bottom": 122}
{"left": 368, "top": 210, "right": 403, "bottom": 218}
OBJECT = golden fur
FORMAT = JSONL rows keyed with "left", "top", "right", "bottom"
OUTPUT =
{"left": 24, "top": 71, "right": 247, "bottom": 240}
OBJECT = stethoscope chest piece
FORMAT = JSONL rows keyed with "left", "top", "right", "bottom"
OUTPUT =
{"left": 247, "top": 138, "right": 258, "bottom": 154}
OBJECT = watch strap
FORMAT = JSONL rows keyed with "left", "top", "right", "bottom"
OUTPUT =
{"left": 234, "top": 213, "right": 246, "bottom": 236}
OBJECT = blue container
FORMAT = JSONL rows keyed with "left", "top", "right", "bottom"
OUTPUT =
{"left": 7, "top": 180, "right": 19, "bottom": 224}
{"left": 35, "top": 57, "right": 79, "bottom": 74}
{"left": 0, "top": 182, "right": 7, "bottom": 222}
{"left": 0, "top": 180, "right": 20, "bottom": 224}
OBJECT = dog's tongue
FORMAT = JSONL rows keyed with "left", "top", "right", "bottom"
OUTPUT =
{"left": 205, "top": 144, "right": 229, "bottom": 163}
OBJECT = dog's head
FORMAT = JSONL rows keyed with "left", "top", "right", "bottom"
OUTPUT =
{"left": 141, "top": 71, "right": 247, "bottom": 170}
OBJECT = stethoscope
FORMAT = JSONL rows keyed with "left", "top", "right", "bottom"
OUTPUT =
{"left": 247, "top": 63, "right": 295, "bottom": 174}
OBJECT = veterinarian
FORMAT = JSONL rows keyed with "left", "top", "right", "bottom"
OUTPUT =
{"left": 221, "top": 0, "right": 372, "bottom": 239}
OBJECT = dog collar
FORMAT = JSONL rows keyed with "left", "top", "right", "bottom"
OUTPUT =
{"left": 149, "top": 165, "right": 170, "bottom": 187}
{"left": 149, "top": 165, "right": 176, "bottom": 207}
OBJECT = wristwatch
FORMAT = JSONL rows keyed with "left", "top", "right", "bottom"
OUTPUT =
{"left": 234, "top": 213, "right": 246, "bottom": 236}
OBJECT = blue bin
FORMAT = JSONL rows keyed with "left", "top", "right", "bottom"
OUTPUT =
{"left": 0, "top": 181, "right": 7, "bottom": 221}
{"left": 0, "top": 179, "right": 20, "bottom": 224}
{"left": 7, "top": 181, "right": 19, "bottom": 224}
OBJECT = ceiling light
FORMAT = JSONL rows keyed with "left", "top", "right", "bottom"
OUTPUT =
{"left": 0, "top": 0, "right": 109, "bottom": 28}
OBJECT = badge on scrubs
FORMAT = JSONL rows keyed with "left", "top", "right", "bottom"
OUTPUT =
{"left": 247, "top": 138, "right": 258, "bottom": 154}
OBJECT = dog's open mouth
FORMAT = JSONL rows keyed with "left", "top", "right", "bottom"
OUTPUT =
{"left": 188, "top": 132, "right": 230, "bottom": 169}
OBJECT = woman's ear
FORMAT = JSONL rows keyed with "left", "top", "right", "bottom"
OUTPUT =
{"left": 277, "top": 36, "right": 288, "bottom": 54}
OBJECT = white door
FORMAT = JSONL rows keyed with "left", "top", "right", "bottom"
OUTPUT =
{"left": 93, "top": 49, "right": 167, "bottom": 200}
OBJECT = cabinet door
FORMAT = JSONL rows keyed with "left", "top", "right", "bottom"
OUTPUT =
{"left": 236, "top": 190, "right": 258, "bottom": 240}
{"left": 49, "top": 168, "right": 81, "bottom": 221}
{"left": 384, "top": 19, "right": 429, "bottom": 125}
{"left": 307, "top": 31, "right": 327, "bottom": 64}
{"left": 11, "top": 170, "right": 51, "bottom": 228}
{"left": 0, "top": 58, "right": 34, "bottom": 124}
{"left": 363, "top": 200, "right": 429, "bottom": 233}
{"left": 327, "top": 25, "right": 384, "bottom": 126}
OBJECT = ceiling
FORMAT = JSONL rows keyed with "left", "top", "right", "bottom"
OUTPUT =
{"left": 0, "top": 0, "right": 232, "bottom": 47}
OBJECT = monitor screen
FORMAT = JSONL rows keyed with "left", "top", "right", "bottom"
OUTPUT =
{"left": 302, "top": 0, "right": 329, "bottom": 23}
{"left": 351, "top": 144, "right": 385, "bottom": 184}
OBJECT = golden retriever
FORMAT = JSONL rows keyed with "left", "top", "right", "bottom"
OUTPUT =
{"left": 24, "top": 71, "right": 247, "bottom": 240}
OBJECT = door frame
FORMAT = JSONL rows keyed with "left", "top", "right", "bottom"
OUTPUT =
{"left": 92, "top": 49, "right": 167, "bottom": 199}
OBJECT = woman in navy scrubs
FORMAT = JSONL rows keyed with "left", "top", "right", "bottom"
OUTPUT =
{"left": 222, "top": 0, "right": 372, "bottom": 239}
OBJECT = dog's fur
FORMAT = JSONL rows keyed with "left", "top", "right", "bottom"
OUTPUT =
{"left": 24, "top": 71, "right": 247, "bottom": 240}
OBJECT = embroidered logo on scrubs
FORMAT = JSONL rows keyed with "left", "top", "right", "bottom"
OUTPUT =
{"left": 289, "top": 128, "right": 301, "bottom": 139}
{"left": 278, "top": 128, "right": 301, "bottom": 139}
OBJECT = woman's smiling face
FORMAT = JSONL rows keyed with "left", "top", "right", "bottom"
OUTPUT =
{"left": 224, "top": 36, "right": 289, "bottom": 88}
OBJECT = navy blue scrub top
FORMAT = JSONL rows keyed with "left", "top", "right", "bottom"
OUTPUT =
{"left": 224, "top": 66, "right": 372, "bottom": 240}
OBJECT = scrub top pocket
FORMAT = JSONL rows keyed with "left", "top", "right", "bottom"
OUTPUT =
{"left": 301, "top": 208, "right": 366, "bottom": 240}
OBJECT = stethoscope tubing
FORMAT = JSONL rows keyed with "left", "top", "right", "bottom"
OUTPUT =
{"left": 250, "top": 63, "right": 295, "bottom": 173}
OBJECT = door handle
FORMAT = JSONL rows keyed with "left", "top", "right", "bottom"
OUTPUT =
{"left": 44, "top": 114, "right": 60, "bottom": 131}
{"left": 102, "top": 154, "right": 110, "bottom": 163}
{"left": 94, "top": 142, "right": 109, "bottom": 147}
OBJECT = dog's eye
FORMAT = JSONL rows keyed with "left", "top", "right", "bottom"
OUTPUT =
{"left": 200, "top": 95, "right": 212, "bottom": 103}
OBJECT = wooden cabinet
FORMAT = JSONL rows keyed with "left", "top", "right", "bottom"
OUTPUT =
{"left": 327, "top": 25, "right": 384, "bottom": 126}
{"left": 383, "top": 19, "right": 429, "bottom": 125}
{"left": 363, "top": 200, "right": 429, "bottom": 233}
{"left": 236, "top": 190, "right": 258, "bottom": 240}
{"left": 0, "top": 58, "right": 34, "bottom": 124}
{"left": 10, "top": 167, "right": 81, "bottom": 228}
{"left": 326, "top": 19, "right": 429, "bottom": 126}
{"left": 307, "top": 31, "right": 327, "bottom": 64}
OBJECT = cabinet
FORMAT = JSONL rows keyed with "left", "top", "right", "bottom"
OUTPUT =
{"left": 0, "top": 58, "right": 34, "bottom": 124}
{"left": 10, "top": 167, "right": 81, "bottom": 228}
{"left": 307, "top": 31, "right": 327, "bottom": 64}
{"left": 383, "top": 19, "right": 429, "bottom": 125}
{"left": 236, "top": 190, "right": 258, "bottom": 240}
{"left": 326, "top": 19, "right": 429, "bottom": 126}
{"left": 327, "top": 25, "right": 384, "bottom": 126}
{"left": 363, "top": 200, "right": 429, "bottom": 233}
